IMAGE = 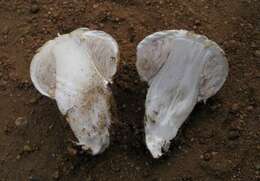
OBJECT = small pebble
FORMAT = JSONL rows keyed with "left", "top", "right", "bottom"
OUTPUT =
{"left": 23, "top": 144, "right": 33, "bottom": 153}
{"left": 30, "top": 4, "right": 40, "bottom": 14}
{"left": 16, "top": 154, "right": 21, "bottom": 160}
{"left": 52, "top": 170, "right": 60, "bottom": 180}
{"left": 93, "top": 4, "right": 98, "bottom": 8}
{"left": 99, "top": 23, "right": 104, "bottom": 28}
{"left": 67, "top": 147, "right": 77, "bottom": 156}
{"left": 202, "top": 152, "right": 212, "bottom": 161}
{"left": 251, "top": 42, "right": 257, "bottom": 48}
{"left": 28, "top": 175, "right": 41, "bottom": 181}
{"left": 115, "top": 17, "right": 120, "bottom": 22}
{"left": 135, "top": 166, "right": 141, "bottom": 171}
{"left": 15, "top": 117, "right": 28, "bottom": 127}
{"left": 2, "top": 26, "right": 9, "bottom": 34}
{"left": 255, "top": 50, "right": 260, "bottom": 57}
{"left": 29, "top": 97, "right": 38, "bottom": 104}
{"left": 228, "top": 130, "right": 240, "bottom": 140}
{"left": 246, "top": 106, "right": 253, "bottom": 111}
{"left": 257, "top": 145, "right": 260, "bottom": 150}
{"left": 231, "top": 103, "right": 239, "bottom": 112}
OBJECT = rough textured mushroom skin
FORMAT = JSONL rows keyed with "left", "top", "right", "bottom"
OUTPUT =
{"left": 30, "top": 28, "right": 119, "bottom": 155}
{"left": 137, "top": 30, "right": 228, "bottom": 158}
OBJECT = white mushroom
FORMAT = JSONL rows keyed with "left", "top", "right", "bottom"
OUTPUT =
{"left": 30, "top": 28, "right": 119, "bottom": 155}
{"left": 136, "top": 30, "right": 228, "bottom": 158}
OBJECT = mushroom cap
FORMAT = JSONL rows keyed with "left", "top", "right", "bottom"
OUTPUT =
{"left": 31, "top": 28, "right": 119, "bottom": 98}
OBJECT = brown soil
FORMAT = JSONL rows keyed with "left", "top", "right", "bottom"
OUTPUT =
{"left": 0, "top": 0, "right": 259, "bottom": 181}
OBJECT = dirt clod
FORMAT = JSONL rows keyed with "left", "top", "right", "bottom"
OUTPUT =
{"left": 23, "top": 145, "right": 33, "bottom": 153}
{"left": 28, "top": 175, "right": 42, "bottom": 181}
{"left": 227, "top": 130, "right": 240, "bottom": 140}
{"left": 15, "top": 117, "right": 28, "bottom": 127}
{"left": 30, "top": 4, "right": 40, "bottom": 14}
{"left": 231, "top": 103, "right": 240, "bottom": 112}
{"left": 67, "top": 146, "right": 77, "bottom": 156}
{"left": 201, "top": 152, "right": 212, "bottom": 161}
{"left": 52, "top": 171, "right": 60, "bottom": 180}
{"left": 255, "top": 164, "right": 260, "bottom": 171}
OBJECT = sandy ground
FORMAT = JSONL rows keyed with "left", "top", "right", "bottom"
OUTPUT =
{"left": 0, "top": 0, "right": 259, "bottom": 180}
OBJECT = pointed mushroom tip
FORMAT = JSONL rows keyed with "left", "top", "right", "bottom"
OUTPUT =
{"left": 81, "top": 145, "right": 98, "bottom": 156}
{"left": 151, "top": 152, "right": 162, "bottom": 159}
{"left": 147, "top": 144, "right": 162, "bottom": 158}
{"left": 146, "top": 135, "right": 165, "bottom": 158}
{"left": 80, "top": 140, "right": 109, "bottom": 156}
{"left": 69, "top": 116, "right": 110, "bottom": 156}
